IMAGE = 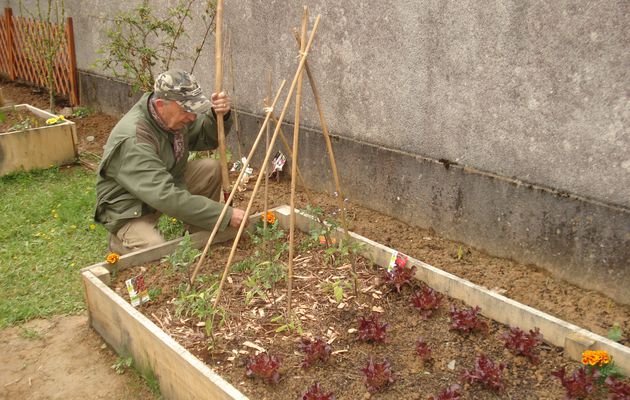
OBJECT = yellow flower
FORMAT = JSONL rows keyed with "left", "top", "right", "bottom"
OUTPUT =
{"left": 89, "top": 224, "right": 96, "bottom": 230}
{"left": 45, "top": 115, "right": 66, "bottom": 125}
{"left": 262, "top": 211, "right": 276, "bottom": 225}
{"left": 106, "top": 253, "right": 120, "bottom": 264}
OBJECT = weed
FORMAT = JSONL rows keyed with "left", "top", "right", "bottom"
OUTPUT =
{"left": 157, "top": 215, "right": 184, "bottom": 241}
{"left": 71, "top": 107, "right": 93, "bottom": 118}
{"left": 112, "top": 356, "right": 133, "bottom": 375}
{"left": 608, "top": 322, "right": 623, "bottom": 342}
{"left": 148, "top": 287, "right": 162, "bottom": 300}
{"left": 19, "top": 327, "right": 43, "bottom": 340}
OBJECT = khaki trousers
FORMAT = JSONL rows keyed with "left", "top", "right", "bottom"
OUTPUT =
{"left": 109, "top": 158, "right": 222, "bottom": 254}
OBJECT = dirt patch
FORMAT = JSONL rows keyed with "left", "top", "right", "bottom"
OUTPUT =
{"left": 0, "top": 314, "right": 154, "bottom": 400}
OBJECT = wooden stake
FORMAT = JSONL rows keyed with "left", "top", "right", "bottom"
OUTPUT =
{"left": 294, "top": 30, "right": 358, "bottom": 296}
{"left": 213, "top": 15, "right": 322, "bottom": 309}
{"left": 263, "top": 71, "right": 272, "bottom": 231}
{"left": 189, "top": 80, "right": 287, "bottom": 287}
{"left": 226, "top": 29, "right": 244, "bottom": 161}
{"left": 214, "top": 0, "right": 230, "bottom": 201}
{"left": 286, "top": 7, "right": 308, "bottom": 316}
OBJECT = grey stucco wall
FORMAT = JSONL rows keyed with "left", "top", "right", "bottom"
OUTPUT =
{"left": 2, "top": 1, "right": 628, "bottom": 301}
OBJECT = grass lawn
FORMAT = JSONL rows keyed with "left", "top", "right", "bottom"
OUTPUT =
{"left": 0, "top": 166, "right": 108, "bottom": 328}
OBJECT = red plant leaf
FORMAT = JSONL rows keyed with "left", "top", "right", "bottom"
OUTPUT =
{"left": 361, "top": 357, "right": 394, "bottom": 393}
{"left": 500, "top": 326, "right": 543, "bottom": 364}
{"left": 298, "top": 337, "right": 332, "bottom": 369}
{"left": 357, "top": 314, "right": 389, "bottom": 343}
{"left": 245, "top": 353, "right": 282, "bottom": 385}
{"left": 461, "top": 354, "right": 506, "bottom": 392}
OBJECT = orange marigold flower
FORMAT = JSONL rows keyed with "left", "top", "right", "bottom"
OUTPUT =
{"left": 106, "top": 253, "right": 120, "bottom": 264}
{"left": 581, "top": 350, "right": 611, "bottom": 366}
{"left": 262, "top": 211, "right": 276, "bottom": 225}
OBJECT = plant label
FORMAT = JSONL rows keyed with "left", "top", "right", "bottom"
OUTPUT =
{"left": 125, "top": 274, "right": 150, "bottom": 307}
{"left": 387, "top": 251, "right": 409, "bottom": 272}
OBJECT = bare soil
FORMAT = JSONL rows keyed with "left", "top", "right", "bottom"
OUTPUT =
{"left": 1, "top": 79, "right": 628, "bottom": 399}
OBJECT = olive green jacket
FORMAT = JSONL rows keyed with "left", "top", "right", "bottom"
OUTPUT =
{"left": 94, "top": 93, "right": 233, "bottom": 234}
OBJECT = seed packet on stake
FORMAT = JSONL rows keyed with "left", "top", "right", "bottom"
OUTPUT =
{"left": 268, "top": 151, "right": 286, "bottom": 180}
{"left": 125, "top": 274, "right": 150, "bottom": 307}
{"left": 387, "top": 251, "right": 409, "bottom": 272}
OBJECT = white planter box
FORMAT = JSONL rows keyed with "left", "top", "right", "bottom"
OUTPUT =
{"left": 0, "top": 104, "right": 78, "bottom": 176}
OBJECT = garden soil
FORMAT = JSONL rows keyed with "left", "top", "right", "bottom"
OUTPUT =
{"left": 1, "top": 79, "right": 628, "bottom": 399}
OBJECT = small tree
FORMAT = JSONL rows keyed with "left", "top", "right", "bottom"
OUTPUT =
{"left": 19, "top": 0, "right": 67, "bottom": 113}
{"left": 96, "top": 0, "right": 216, "bottom": 93}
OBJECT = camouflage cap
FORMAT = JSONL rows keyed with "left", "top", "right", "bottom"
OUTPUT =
{"left": 154, "top": 69, "right": 211, "bottom": 113}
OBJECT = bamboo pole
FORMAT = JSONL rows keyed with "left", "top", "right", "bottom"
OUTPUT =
{"left": 213, "top": 15, "right": 321, "bottom": 308}
{"left": 286, "top": 7, "right": 308, "bottom": 316}
{"left": 214, "top": 0, "right": 230, "bottom": 202}
{"left": 294, "top": 30, "right": 358, "bottom": 296}
{"left": 189, "top": 79, "right": 287, "bottom": 287}
{"left": 263, "top": 71, "right": 272, "bottom": 230}
{"left": 226, "top": 29, "right": 243, "bottom": 161}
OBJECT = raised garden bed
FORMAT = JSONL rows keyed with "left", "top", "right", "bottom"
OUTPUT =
{"left": 0, "top": 104, "right": 77, "bottom": 176}
{"left": 82, "top": 206, "right": 630, "bottom": 399}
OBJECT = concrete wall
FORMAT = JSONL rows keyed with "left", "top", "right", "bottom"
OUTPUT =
{"left": 3, "top": 0, "right": 628, "bottom": 302}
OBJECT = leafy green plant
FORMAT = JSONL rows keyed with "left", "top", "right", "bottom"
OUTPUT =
{"left": 608, "top": 323, "right": 623, "bottom": 342}
{"left": 19, "top": 0, "right": 67, "bottom": 112}
{"left": 112, "top": 356, "right": 133, "bottom": 375}
{"left": 242, "top": 219, "right": 288, "bottom": 305}
{"left": 161, "top": 233, "right": 200, "bottom": 275}
{"left": 174, "top": 281, "right": 226, "bottom": 349}
{"left": 148, "top": 287, "right": 162, "bottom": 300}
{"left": 320, "top": 278, "right": 351, "bottom": 303}
{"left": 270, "top": 313, "right": 303, "bottom": 335}
{"left": 71, "top": 107, "right": 93, "bottom": 118}
{"left": 95, "top": 0, "right": 216, "bottom": 93}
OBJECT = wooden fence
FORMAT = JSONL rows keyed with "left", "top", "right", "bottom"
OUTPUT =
{"left": 0, "top": 8, "right": 79, "bottom": 106}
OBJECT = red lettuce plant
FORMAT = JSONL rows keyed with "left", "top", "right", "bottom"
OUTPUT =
{"left": 298, "top": 337, "right": 332, "bottom": 368}
{"left": 245, "top": 353, "right": 282, "bottom": 384}
{"left": 410, "top": 285, "right": 443, "bottom": 319}
{"left": 428, "top": 384, "right": 463, "bottom": 400}
{"left": 361, "top": 357, "right": 394, "bottom": 393}
{"left": 605, "top": 376, "right": 630, "bottom": 400}
{"left": 500, "top": 326, "right": 543, "bottom": 364}
{"left": 357, "top": 314, "right": 389, "bottom": 343}
{"left": 551, "top": 366, "right": 599, "bottom": 399}
{"left": 461, "top": 354, "right": 506, "bottom": 392}
{"left": 449, "top": 305, "right": 488, "bottom": 334}
{"left": 415, "top": 337, "right": 432, "bottom": 362}
{"left": 301, "top": 382, "right": 335, "bottom": 400}
{"left": 383, "top": 257, "right": 416, "bottom": 293}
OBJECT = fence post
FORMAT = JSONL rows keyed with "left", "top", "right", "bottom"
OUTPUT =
{"left": 65, "top": 16, "right": 79, "bottom": 106}
{"left": 4, "top": 8, "right": 16, "bottom": 79}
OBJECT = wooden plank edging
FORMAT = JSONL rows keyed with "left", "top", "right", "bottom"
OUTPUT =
{"left": 82, "top": 270, "right": 248, "bottom": 400}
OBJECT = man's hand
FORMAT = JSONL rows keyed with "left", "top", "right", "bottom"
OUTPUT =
{"left": 211, "top": 91, "right": 231, "bottom": 115}
{"left": 229, "top": 208, "right": 248, "bottom": 228}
